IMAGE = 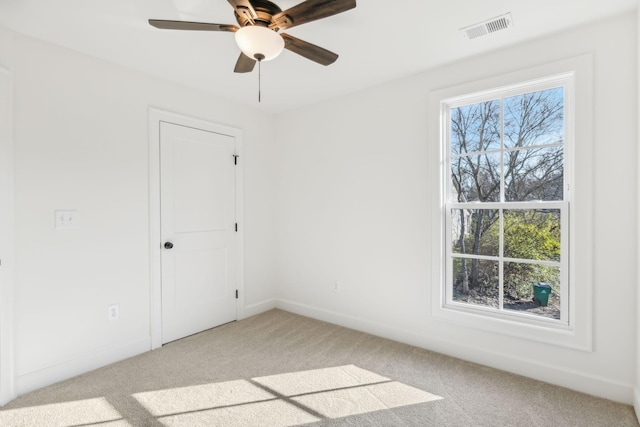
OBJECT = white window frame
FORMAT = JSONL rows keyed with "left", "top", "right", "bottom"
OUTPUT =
{"left": 428, "top": 56, "right": 593, "bottom": 351}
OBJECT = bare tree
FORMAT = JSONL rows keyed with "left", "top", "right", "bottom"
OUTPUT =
{"left": 450, "top": 88, "right": 564, "bottom": 294}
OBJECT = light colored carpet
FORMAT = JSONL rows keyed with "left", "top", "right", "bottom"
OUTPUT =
{"left": 1, "top": 309, "right": 637, "bottom": 426}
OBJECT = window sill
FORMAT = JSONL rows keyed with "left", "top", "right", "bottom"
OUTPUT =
{"left": 431, "top": 300, "right": 591, "bottom": 351}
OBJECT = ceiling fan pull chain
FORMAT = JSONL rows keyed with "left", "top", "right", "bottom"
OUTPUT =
{"left": 258, "top": 59, "right": 261, "bottom": 102}
{"left": 254, "top": 53, "right": 265, "bottom": 103}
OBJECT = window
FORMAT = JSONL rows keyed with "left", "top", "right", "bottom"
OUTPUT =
{"left": 445, "top": 81, "right": 569, "bottom": 326}
{"left": 429, "top": 56, "right": 594, "bottom": 350}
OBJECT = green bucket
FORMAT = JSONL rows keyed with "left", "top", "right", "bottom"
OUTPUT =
{"left": 532, "top": 282, "right": 552, "bottom": 307}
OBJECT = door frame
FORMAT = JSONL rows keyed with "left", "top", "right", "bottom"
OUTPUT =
{"left": 0, "top": 67, "right": 16, "bottom": 405}
{"left": 148, "top": 108, "right": 244, "bottom": 350}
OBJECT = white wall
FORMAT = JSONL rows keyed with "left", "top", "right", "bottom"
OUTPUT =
{"left": 1, "top": 28, "right": 277, "bottom": 397}
{"left": 275, "top": 12, "right": 638, "bottom": 404}
{"left": 0, "top": 25, "right": 15, "bottom": 406}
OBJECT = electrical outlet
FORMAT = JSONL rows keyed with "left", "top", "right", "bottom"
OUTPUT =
{"left": 107, "top": 304, "right": 119, "bottom": 321}
{"left": 55, "top": 210, "right": 79, "bottom": 229}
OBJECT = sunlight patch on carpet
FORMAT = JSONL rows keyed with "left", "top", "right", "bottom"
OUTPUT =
{"left": 133, "top": 379, "right": 275, "bottom": 416}
{"left": 130, "top": 365, "right": 442, "bottom": 426}
{"left": 133, "top": 380, "right": 320, "bottom": 426}
{"left": 158, "top": 399, "right": 320, "bottom": 427}
{"left": 0, "top": 397, "right": 128, "bottom": 426}
{"left": 253, "top": 364, "right": 389, "bottom": 396}
{"left": 255, "top": 364, "right": 443, "bottom": 419}
{"left": 293, "top": 380, "right": 442, "bottom": 418}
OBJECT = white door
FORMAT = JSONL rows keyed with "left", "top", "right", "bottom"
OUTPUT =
{"left": 160, "top": 121, "right": 237, "bottom": 344}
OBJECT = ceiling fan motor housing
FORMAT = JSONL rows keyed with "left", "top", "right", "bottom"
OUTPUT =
{"left": 234, "top": 0, "right": 291, "bottom": 30}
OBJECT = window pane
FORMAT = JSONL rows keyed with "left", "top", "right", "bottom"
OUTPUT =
{"left": 444, "top": 79, "right": 569, "bottom": 328}
{"left": 452, "top": 258, "right": 499, "bottom": 308}
{"left": 450, "top": 153, "right": 501, "bottom": 202}
{"left": 503, "top": 87, "right": 564, "bottom": 149}
{"left": 451, "top": 209, "right": 500, "bottom": 257}
{"left": 504, "top": 147, "right": 563, "bottom": 201}
{"left": 503, "top": 210, "right": 561, "bottom": 262}
{"left": 450, "top": 100, "right": 501, "bottom": 154}
{"left": 503, "top": 263, "right": 560, "bottom": 320}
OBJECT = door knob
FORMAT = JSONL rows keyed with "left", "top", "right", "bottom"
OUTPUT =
{"left": 164, "top": 242, "right": 174, "bottom": 249}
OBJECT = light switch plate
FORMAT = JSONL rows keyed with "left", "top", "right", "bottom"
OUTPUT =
{"left": 55, "top": 210, "right": 79, "bottom": 229}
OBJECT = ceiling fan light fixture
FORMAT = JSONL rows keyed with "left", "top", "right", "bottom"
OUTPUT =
{"left": 235, "top": 26, "right": 284, "bottom": 61}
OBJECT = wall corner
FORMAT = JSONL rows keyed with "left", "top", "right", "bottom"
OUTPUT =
{"left": 635, "top": 3, "right": 640, "bottom": 424}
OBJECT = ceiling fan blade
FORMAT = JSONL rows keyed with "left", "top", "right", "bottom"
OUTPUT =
{"left": 273, "top": 0, "right": 356, "bottom": 30}
{"left": 281, "top": 33, "right": 338, "bottom": 66}
{"left": 234, "top": 53, "right": 257, "bottom": 73}
{"left": 227, "top": 0, "right": 258, "bottom": 25}
{"left": 149, "top": 19, "right": 238, "bottom": 32}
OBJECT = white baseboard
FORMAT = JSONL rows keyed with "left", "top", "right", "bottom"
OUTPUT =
{"left": 242, "top": 299, "right": 277, "bottom": 319}
{"left": 275, "top": 299, "right": 634, "bottom": 405}
{"left": 16, "top": 337, "right": 150, "bottom": 397}
{"left": 13, "top": 299, "right": 276, "bottom": 400}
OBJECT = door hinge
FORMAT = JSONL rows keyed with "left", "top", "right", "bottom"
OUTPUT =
{"left": 235, "top": 289, "right": 238, "bottom": 299}
{"left": 233, "top": 154, "right": 239, "bottom": 165}
{"left": 235, "top": 223, "right": 238, "bottom": 232}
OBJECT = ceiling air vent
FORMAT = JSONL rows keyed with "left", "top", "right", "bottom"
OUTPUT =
{"left": 461, "top": 13, "right": 513, "bottom": 40}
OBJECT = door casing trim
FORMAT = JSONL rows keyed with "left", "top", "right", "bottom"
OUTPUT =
{"left": 148, "top": 108, "right": 244, "bottom": 350}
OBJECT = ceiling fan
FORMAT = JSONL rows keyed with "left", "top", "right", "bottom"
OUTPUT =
{"left": 149, "top": 0, "right": 357, "bottom": 73}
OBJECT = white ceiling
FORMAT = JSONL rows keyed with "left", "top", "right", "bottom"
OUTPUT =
{"left": 0, "top": 0, "right": 637, "bottom": 113}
